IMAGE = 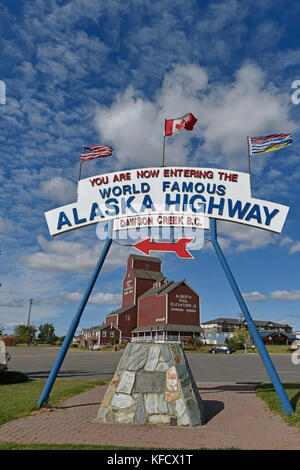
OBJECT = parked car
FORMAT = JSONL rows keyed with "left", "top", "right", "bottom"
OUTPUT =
{"left": 209, "top": 346, "right": 236, "bottom": 354}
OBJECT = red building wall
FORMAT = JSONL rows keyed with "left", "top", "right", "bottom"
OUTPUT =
{"left": 138, "top": 295, "right": 166, "bottom": 327}
{"left": 99, "top": 325, "right": 120, "bottom": 346}
{"left": 135, "top": 278, "right": 157, "bottom": 304}
{"left": 116, "top": 306, "right": 137, "bottom": 340}
{"left": 132, "top": 258, "right": 161, "bottom": 272}
{"left": 122, "top": 269, "right": 135, "bottom": 307}
{"left": 167, "top": 283, "right": 200, "bottom": 326}
{"left": 122, "top": 255, "right": 162, "bottom": 307}
{"left": 105, "top": 313, "right": 118, "bottom": 328}
{"left": 103, "top": 256, "right": 200, "bottom": 342}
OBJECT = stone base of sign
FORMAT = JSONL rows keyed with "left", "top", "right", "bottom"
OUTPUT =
{"left": 95, "top": 342, "right": 206, "bottom": 427}
{"left": 0, "top": 339, "right": 9, "bottom": 371}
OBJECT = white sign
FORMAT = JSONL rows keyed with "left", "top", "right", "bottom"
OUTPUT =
{"left": 44, "top": 166, "right": 289, "bottom": 236}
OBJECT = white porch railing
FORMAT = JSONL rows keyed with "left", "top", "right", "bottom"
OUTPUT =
{"left": 131, "top": 334, "right": 181, "bottom": 344}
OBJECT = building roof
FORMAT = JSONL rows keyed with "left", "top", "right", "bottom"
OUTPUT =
{"left": 139, "top": 280, "right": 187, "bottom": 299}
{"left": 201, "top": 317, "right": 291, "bottom": 328}
{"left": 130, "top": 254, "right": 161, "bottom": 263}
{"left": 201, "top": 317, "right": 242, "bottom": 325}
{"left": 106, "top": 305, "right": 135, "bottom": 317}
{"left": 132, "top": 324, "right": 202, "bottom": 333}
{"left": 139, "top": 280, "right": 172, "bottom": 298}
{"left": 81, "top": 323, "right": 114, "bottom": 332}
{"left": 132, "top": 269, "right": 165, "bottom": 281}
{"left": 259, "top": 330, "right": 296, "bottom": 340}
{"left": 254, "top": 320, "right": 291, "bottom": 328}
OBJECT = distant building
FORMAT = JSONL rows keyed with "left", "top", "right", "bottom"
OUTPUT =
{"left": 80, "top": 254, "right": 202, "bottom": 348}
{"left": 80, "top": 323, "right": 122, "bottom": 349}
{"left": 201, "top": 317, "right": 293, "bottom": 345}
{"left": 259, "top": 330, "right": 296, "bottom": 345}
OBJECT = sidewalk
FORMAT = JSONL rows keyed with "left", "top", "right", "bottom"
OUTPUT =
{"left": 0, "top": 382, "right": 299, "bottom": 450}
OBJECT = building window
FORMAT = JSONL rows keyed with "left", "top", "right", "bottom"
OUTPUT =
{"left": 126, "top": 314, "right": 130, "bottom": 321}
{"left": 110, "top": 331, "right": 114, "bottom": 337}
{"left": 145, "top": 264, "right": 149, "bottom": 270}
{"left": 102, "top": 331, "right": 107, "bottom": 337}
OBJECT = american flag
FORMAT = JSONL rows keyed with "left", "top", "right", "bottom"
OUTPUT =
{"left": 80, "top": 145, "right": 113, "bottom": 161}
{"left": 249, "top": 133, "right": 292, "bottom": 156}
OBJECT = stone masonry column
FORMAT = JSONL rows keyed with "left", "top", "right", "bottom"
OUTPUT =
{"left": 95, "top": 342, "right": 206, "bottom": 427}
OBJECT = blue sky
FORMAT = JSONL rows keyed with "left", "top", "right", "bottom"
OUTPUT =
{"left": 1, "top": 0, "right": 300, "bottom": 337}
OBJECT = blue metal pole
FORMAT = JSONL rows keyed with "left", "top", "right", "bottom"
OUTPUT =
{"left": 38, "top": 221, "right": 114, "bottom": 407}
{"left": 210, "top": 217, "right": 294, "bottom": 415}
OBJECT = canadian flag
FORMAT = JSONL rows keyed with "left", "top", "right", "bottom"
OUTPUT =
{"left": 164, "top": 113, "right": 197, "bottom": 136}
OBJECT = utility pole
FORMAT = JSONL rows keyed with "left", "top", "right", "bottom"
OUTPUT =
{"left": 238, "top": 312, "right": 244, "bottom": 329}
{"left": 27, "top": 298, "right": 33, "bottom": 328}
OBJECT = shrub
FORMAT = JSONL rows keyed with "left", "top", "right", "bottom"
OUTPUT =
{"left": 0, "top": 370, "right": 30, "bottom": 385}
{"left": 2, "top": 336, "right": 15, "bottom": 347}
{"left": 2, "top": 335, "right": 26, "bottom": 346}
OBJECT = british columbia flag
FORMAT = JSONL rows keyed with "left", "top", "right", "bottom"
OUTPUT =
{"left": 249, "top": 133, "right": 292, "bottom": 155}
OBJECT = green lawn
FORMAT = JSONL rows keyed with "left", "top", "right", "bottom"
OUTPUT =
{"left": 0, "top": 370, "right": 240, "bottom": 450}
{"left": 0, "top": 442, "right": 161, "bottom": 450}
{"left": 0, "top": 371, "right": 107, "bottom": 426}
{"left": 255, "top": 383, "right": 300, "bottom": 429}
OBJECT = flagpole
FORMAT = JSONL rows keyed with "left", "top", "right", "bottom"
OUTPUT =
{"left": 162, "top": 120, "right": 166, "bottom": 167}
{"left": 78, "top": 160, "right": 83, "bottom": 181}
{"left": 161, "top": 120, "right": 174, "bottom": 241}
{"left": 247, "top": 136, "right": 252, "bottom": 190}
{"left": 78, "top": 144, "right": 84, "bottom": 181}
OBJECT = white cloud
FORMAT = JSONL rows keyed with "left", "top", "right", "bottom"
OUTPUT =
{"left": 0, "top": 216, "right": 13, "bottom": 233}
{"left": 242, "top": 291, "right": 267, "bottom": 302}
{"left": 279, "top": 236, "right": 300, "bottom": 254}
{"left": 218, "top": 220, "right": 276, "bottom": 251}
{"left": 41, "top": 176, "right": 77, "bottom": 205}
{"left": 270, "top": 290, "right": 300, "bottom": 302}
{"left": 22, "top": 235, "right": 102, "bottom": 274}
{"left": 200, "top": 62, "right": 296, "bottom": 166}
{"left": 196, "top": 0, "right": 249, "bottom": 34}
{"left": 94, "top": 62, "right": 296, "bottom": 171}
{"left": 289, "top": 242, "right": 300, "bottom": 254}
{"left": 60, "top": 291, "right": 121, "bottom": 305}
{"left": 21, "top": 234, "right": 132, "bottom": 274}
{"left": 0, "top": 299, "right": 24, "bottom": 308}
{"left": 94, "top": 64, "right": 208, "bottom": 167}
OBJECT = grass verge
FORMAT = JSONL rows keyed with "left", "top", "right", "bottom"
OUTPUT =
{"left": 0, "top": 371, "right": 107, "bottom": 426}
{"left": 255, "top": 382, "right": 300, "bottom": 429}
{"left": 0, "top": 441, "right": 238, "bottom": 450}
{"left": 0, "top": 442, "right": 162, "bottom": 450}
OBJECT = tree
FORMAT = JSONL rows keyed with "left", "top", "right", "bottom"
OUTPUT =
{"left": 226, "top": 327, "right": 250, "bottom": 350}
{"left": 14, "top": 324, "right": 37, "bottom": 343}
{"left": 38, "top": 323, "right": 57, "bottom": 344}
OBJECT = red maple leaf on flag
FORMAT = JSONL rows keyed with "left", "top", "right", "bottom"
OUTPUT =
{"left": 175, "top": 119, "right": 186, "bottom": 131}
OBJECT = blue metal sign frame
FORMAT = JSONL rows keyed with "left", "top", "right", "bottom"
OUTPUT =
{"left": 38, "top": 220, "right": 113, "bottom": 407}
{"left": 38, "top": 217, "right": 294, "bottom": 415}
{"left": 210, "top": 217, "right": 293, "bottom": 414}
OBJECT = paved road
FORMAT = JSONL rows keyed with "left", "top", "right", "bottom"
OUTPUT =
{"left": 7, "top": 346, "right": 300, "bottom": 383}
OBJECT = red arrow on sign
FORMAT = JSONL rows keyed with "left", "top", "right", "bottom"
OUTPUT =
{"left": 133, "top": 238, "right": 194, "bottom": 259}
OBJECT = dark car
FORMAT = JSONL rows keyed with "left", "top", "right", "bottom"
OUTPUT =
{"left": 208, "top": 346, "right": 236, "bottom": 354}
